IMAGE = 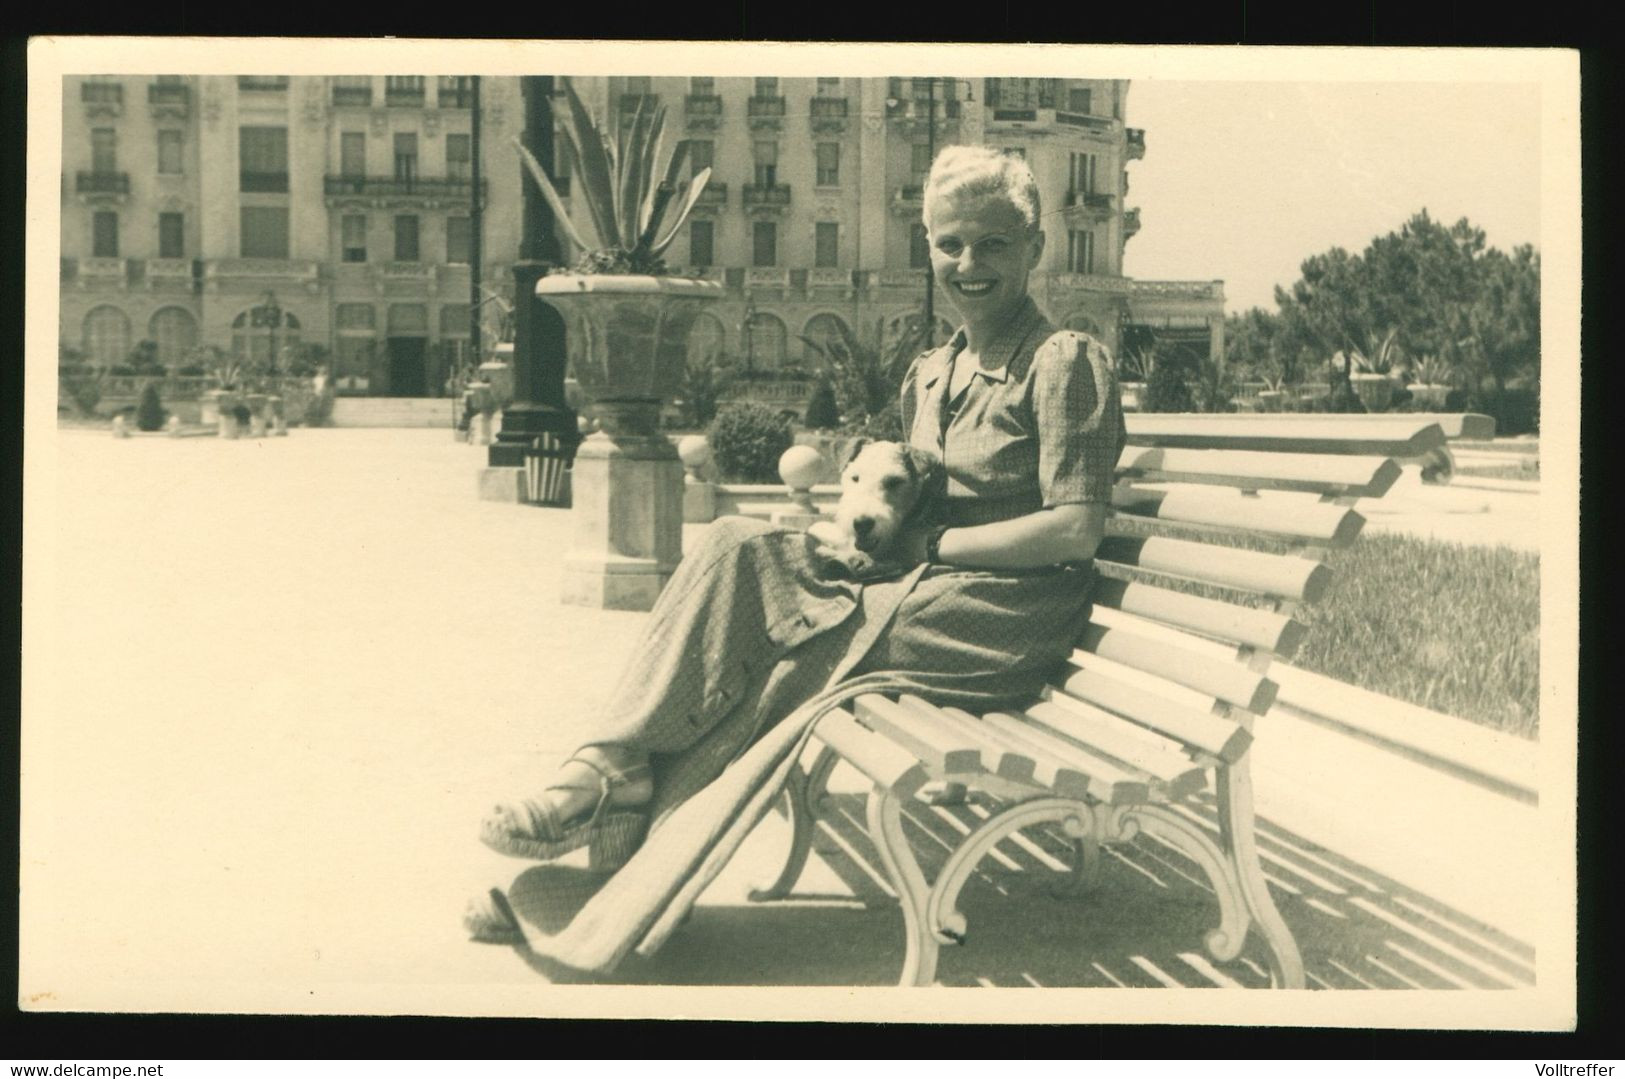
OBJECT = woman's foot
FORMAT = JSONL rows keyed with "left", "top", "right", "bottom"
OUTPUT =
{"left": 464, "top": 887, "right": 525, "bottom": 945}
{"left": 480, "top": 748, "right": 653, "bottom": 869}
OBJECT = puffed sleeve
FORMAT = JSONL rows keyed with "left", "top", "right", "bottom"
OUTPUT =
{"left": 1031, "top": 330, "right": 1125, "bottom": 506}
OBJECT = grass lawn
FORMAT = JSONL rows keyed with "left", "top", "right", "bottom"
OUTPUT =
{"left": 1291, "top": 532, "right": 1540, "bottom": 738}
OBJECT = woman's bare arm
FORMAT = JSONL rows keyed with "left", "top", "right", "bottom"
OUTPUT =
{"left": 909, "top": 502, "right": 1109, "bottom": 569}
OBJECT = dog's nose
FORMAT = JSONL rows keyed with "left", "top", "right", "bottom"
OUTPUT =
{"left": 852, "top": 517, "right": 874, "bottom": 539}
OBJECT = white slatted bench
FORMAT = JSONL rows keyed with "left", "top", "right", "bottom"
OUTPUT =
{"left": 744, "top": 422, "right": 1445, "bottom": 988}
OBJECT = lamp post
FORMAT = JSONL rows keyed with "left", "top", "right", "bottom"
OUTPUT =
{"left": 257, "top": 290, "right": 283, "bottom": 385}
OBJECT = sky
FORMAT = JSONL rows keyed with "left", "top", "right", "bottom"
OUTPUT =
{"left": 1119, "top": 80, "right": 1543, "bottom": 315}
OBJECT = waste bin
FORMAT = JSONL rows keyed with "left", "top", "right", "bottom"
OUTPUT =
{"left": 524, "top": 432, "right": 570, "bottom": 506}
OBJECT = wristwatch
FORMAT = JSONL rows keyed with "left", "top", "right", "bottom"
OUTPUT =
{"left": 924, "top": 525, "right": 950, "bottom": 564}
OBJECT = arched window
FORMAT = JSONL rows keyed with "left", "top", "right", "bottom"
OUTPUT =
{"left": 1063, "top": 312, "right": 1101, "bottom": 336}
{"left": 231, "top": 306, "right": 301, "bottom": 366}
{"left": 745, "top": 311, "right": 787, "bottom": 370}
{"left": 800, "top": 312, "right": 849, "bottom": 368}
{"left": 148, "top": 307, "right": 198, "bottom": 367}
{"left": 333, "top": 303, "right": 377, "bottom": 392}
{"left": 686, "top": 312, "right": 726, "bottom": 369}
{"left": 83, "top": 305, "right": 131, "bottom": 365}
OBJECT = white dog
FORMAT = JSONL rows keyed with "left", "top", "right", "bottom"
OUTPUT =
{"left": 808, "top": 439, "right": 944, "bottom": 578}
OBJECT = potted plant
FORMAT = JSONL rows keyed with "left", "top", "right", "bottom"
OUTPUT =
{"left": 1407, "top": 353, "right": 1457, "bottom": 409}
{"left": 514, "top": 81, "right": 721, "bottom": 438}
{"left": 1257, "top": 371, "right": 1289, "bottom": 413}
{"left": 1118, "top": 350, "right": 1153, "bottom": 412}
{"left": 513, "top": 81, "right": 723, "bottom": 610}
{"left": 1346, "top": 327, "right": 1403, "bottom": 412}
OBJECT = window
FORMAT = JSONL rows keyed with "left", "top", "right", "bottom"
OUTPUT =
{"left": 239, "top": 126, "right": 289, "bottom": 192}
{"left": 911, "top": 142, "right": 932, "bottom": 182}
{"left": 686, "top": 313, "right": 725, "bottom": 369}
{"left": 148, "top": 307, "right": 198, "bottom": 367}
{"left": 446, "top": 216, "right": 471, "bottom": 264}
{"left": 1068, "top": 86, "right": 1092, "bottom": 114}
{"left": 816, "top": 77, "right": 841, "bottom": 97}
{"left": 445, "top": 134, "right": 471, "bottom": 181}
{"left": 393, "top": 133, "right": 418, "bottom": 183}
{"left": 815, "top": 222, "right": 838, "bottom": 268}
{"left": 342, "top": 214, "right": 367, "bottom": 262}
{"left": 625, "top": 76, "right": 651, "bottom": 95}
{"left": 334, "top": 303, "right": 377, "bottom": 389}
{"left": 440, "top": 303, "right": 472, "bottom": 369}
{"left": 91, "top": 128, "right": 117, "bottom": 174}
{"left": 341, "top": 132, "right": 366, "bottom": 178}
{"left": 83, "top": 306, "right": 131, "bottom": 366}
{"left": 909, "top": 223, "right": 929, "bottom": 269}
{"left": 158, "top": 212, "right": 183, "bottom": 258}
{"left": 1069, "top": 152, "right": 1097, "bottom": 197}
{"left": 746, "top": 311, "right": 787, "bottom": 368}
{"left": 157, "top": 130, "right": 183, "bottom": 175}
{"left": 1067, "top": 229, "right": 1094, "bottom": 274}
{"left": 1003, "top": 146, "right": 1026, "bottom": 159}
{"left": 752, "top": 220, "right": 777, "bottom": 267}
{"left": 752, "top": 141, "right": 777, "bottom": 187}
{"left": 815, "top": 142, "right": 840, "bottom": 186}
{"left": 230, "top": 308, "right": 301, "bottom": 366}
{"left": 690, "top": 76, "right": 715, "bottom": 97}
{"left": 385, "top": 76, "right": 425, "bottom": 105}
{"left": 688, "top": 139, "right": 714, "bottom": 178}
{"left": 754, "top": 77, "right": 779, "bottom": 98}
{"left": 394, "top": 215, "right": 420, "bottom": 262}
{"left": 92, "top": 211, "right": 119, "bottom": 258}
{"left": 689, "top": 219, "right": 714, "bottom": 267}
{"left": 240, "top": 206, "right": 290, "bottom": 259}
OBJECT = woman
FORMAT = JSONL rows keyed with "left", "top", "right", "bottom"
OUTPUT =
{"left": 469, "top": 145, "right": 1126, "bottom": 975}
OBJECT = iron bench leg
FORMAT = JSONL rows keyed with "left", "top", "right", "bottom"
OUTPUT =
{"left": 750, "top": 744, "right": 839, "bottom": 902}
{"left": 867, "top": 784, "right": 939, "bottom": 986}
{"left": 1217, "top": 761, "right": 1307, "bottom": 989}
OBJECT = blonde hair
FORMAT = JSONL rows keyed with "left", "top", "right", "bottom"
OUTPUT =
{"left": 922, "top": 145, "right": 1042, "bottom": 233}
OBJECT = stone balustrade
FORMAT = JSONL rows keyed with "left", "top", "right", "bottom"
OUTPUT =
{"left": 677, "top": 434, "right": 845, "bottom": 525}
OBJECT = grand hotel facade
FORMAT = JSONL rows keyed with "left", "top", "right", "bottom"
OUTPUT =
{"left": 59, "top": 73, "right": 1224, "bottom": 400}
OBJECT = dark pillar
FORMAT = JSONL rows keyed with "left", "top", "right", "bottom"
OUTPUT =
{"left": 489, "top": 74, "right": 579, "bottom": 468}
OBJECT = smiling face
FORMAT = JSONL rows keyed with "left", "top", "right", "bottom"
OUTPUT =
{"left": 925, "top": 192, "right": 1045, "bottom": 335}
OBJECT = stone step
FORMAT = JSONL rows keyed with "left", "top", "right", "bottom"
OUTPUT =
{"left": 330, "top": 398, "right": 461, "bottom": 428}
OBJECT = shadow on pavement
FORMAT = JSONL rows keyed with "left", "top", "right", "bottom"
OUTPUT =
{"left": 492, "top": 790, "right": 1537, "bottom": 989}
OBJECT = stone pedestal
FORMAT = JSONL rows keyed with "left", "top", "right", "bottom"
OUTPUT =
{"left": 478, "top": 465, "right": 528, "bottom": 503}
{"left": 561, "top": 403, "right": 683, "bottom": 612}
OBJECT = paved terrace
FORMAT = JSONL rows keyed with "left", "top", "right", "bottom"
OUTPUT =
{"left": 23, "top": 428, "right": 1544, "bottom": 1008}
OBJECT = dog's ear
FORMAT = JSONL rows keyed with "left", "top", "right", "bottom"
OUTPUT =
{"left": 901, "top": 445, "right": 946, "bottom": 515}
{"left": 837, "top": 437, "right": 870, "bottom": 472}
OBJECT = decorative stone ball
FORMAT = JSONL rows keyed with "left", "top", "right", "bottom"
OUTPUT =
{"left": 577, "top": 413, "right": 599, "bottom": 435}
{"left": 166, "top": 415, "right": 182, "bottom": 436}
{"left": 778, "top": 444, "right": 827, "bottom": 490}
{"left": 111, "top": 415, "right": 130, "bottom": 438}
{"left": 677, "top": 435, "right": 711, "bottom": 474}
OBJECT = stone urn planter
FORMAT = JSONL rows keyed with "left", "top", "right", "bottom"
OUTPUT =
{"left": 537, "top": 273, "right": 724, "bottom": 611}
{"left": 1408, "top": 383, "right": 1453, "bottom": 409}
{"left": 1349, "top": 372, "right": 1395, "bottom": 413}
{"left": 1258, "top": 389, "right": 1286, "bottom": 413}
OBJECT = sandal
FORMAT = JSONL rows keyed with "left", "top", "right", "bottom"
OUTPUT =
{"left": 480, "top": 754, "right": 652, "bottom": 870}
{"left": 464, "top": 887, "right": 525, "bottom": 945}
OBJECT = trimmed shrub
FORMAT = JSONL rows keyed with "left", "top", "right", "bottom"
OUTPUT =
{"left": 708, "top": 402, "right": 795, "bottom": 483}
{"left": 135, "top": 382, "right": 167, "bottom": 431}
{"left": 802, "top": 380, "right": 842, "bottom": 430}
{"left": 1142, "top": 361, "right": 1197, "bottom": 412}
{"left": 840, "top": 399, "right": 904, "bottom": 442}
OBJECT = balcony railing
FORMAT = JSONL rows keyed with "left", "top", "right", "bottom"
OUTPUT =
{"left": 240, "top": 171, "right": 290, "bottom": 193}
{"left": 747, "top": 95, "right": 786, "bottom": 128}
{"left": 147, "top": 82, "right": 190, "bottom": 114}
{"left": 618, "top": 93, "right": 659, "bottom": 119}
{"left": 809, "top": 96, "right": 849, "bottom": 131}
{"left": 76, "top": 171, "right": 130, "bottom": 196}
{"left": 437, "top": 77, "right": 475, "bottom": 108}
{"left": 990, "top": 107, "right": 1037, "bottom": 122}
{"left": 332, "top": 83, "right": 374, "bottom": 107}
{"left": 81, "top": 81, "right": 123, "bottom": 116}
{"left": 385, "top": 83, "right": 426, "bottom": 107}
{"left": 1065, "top": 190, "right": 1115, "bottom": 213}
{"left": 1124, "top": 207, "right": 1142, "bottom": 237}
{"left": 741, "top": 183, "right": 791, "bottom": 209}
{"left": 1126, "top": 127, "right": 1146, "bottom": 160}
{"left": 692, "top": 181, "right": 727, "bottom": 206}
{"left": 324, "top": 175, "right": 484, "bottom": 202}
{"left": 1055, "top": 110, "right": 1112, "bottom": 132}
{"left": 684, "top": 94, "right": 723, "bottom": 126}
{"left": 238, "top": 76, "right": 290, "bottom": 92}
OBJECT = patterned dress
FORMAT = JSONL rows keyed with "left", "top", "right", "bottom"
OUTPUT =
{"left": 511, "top": 295, "right": 1125, "bottom": 975}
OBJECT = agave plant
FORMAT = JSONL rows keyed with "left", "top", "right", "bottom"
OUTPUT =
{"left": 1410, "top": 352, "right": 1459, "bottom": 387}
{"left": 514, "top": 81, "right": 712, "bottom": 275}
{"left": 1350, "top": 326, "right": 1403, "bottom": 375}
